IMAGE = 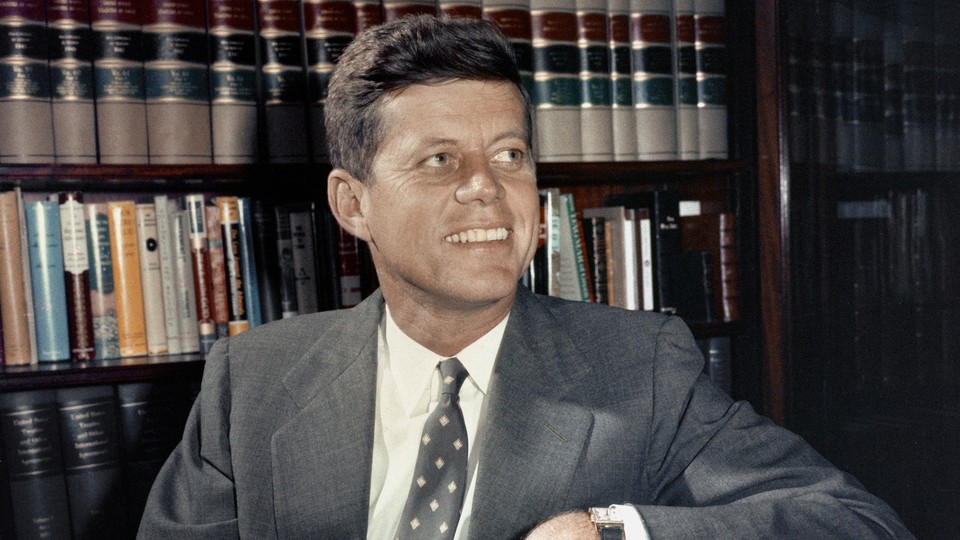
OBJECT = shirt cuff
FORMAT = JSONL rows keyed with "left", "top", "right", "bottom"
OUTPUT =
{"left": 610, "top": 504, "right": 649, "bottom": 540}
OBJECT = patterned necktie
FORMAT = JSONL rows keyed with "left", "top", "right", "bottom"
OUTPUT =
{"left": 396, "top": 357, "right": 469, "bottom": 539}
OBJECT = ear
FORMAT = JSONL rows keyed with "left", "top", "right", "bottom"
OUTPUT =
{"left": 327, "top": 168, "right": 372, "bottom": 242}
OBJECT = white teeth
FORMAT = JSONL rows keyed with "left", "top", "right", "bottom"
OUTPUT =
{"left": 444, "top": 228, "right": 509, "bottom": 244}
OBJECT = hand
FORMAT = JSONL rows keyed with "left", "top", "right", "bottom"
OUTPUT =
{"left": 524, "top": 510, "right": 600, "bottom": 540}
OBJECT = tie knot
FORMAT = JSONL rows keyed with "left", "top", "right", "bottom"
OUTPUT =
{"left": 438, "top": 357, "right": 468, "bottom": 395}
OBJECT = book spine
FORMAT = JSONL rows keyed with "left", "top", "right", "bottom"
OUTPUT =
{"left": 184, "top": 194, "right": 217, "bottom": 352}
{"left": 851, "top": 0, "right": 883, "bottom": 171}
{"left": 382, "top": 0, "right": 436, "bottom": 21}
{"left": 576, "top": 0, "right": 613, "bottom": 161}
{"left": 581, "top": 216, "right": 607, "bottom": 304}
{"left": 257, "top": 0, "right": 311, "bottom": 162}
{"left": 25, "top": 200, "right": 72, "bottom": 362}
{"left": 108, "top": 200, "right": 148, "bottom": 357}
{"left": 251, "top": 198, "right": 282, "bottom": 322}
{"left": 607, "top": 0, "right": 636, "bottom": 161}
{"left": 881, "top": 0, "right": 904, "bottom": 172}
{"left": 302, "top": 0, "right": 356, "bottom": 163}
{"left": 136, "top": 203, "right": 169, "bottom": 355}
{"left": 236, "top": 197, "right": 262, "bottom": 327}
{"left": 531, "top": 0, "right": 582, "bottom": 161}
{"left": 637, "top": 207, "right": 654, "bottom": 311}
{"left": 153, "top": 194, "right": 182, "bottom": 353}
{"left": 352, "top": 0, "right": 383, "bottom": 33}
{"left": 0, "top": 0, "right": 55, "bottom": 164}
{"left": 143, "top": 0, "right": 213, "bottom": 164}
{"left": 697, "top": 335, "right": 731, "bottom": 394}
{"left": 560, "top": 193, "right": 590, "bottom": 301}
{"left": 18, "top": 189, "right": 39, "bottom": 363}
{"left": 652, "top": 190, "right": 681, "bottom": 314}
{"left": 48, "top": 0, "right": 99, "bottom": 163}
{"left": 58, "top": 192, "right": 96, "bottom": 361}
{"left": 439, "top": 0, "right": 483, "bottom": 18}
{"left": 172, "top": 203, "right": 200, "bottom": 353}
{"left": 830, "top": 0, "right": 854, "bottom": 170}
{"left": 208, "top": 0, "right": 259, "bottom": 164}
{"left": 217, "top": 196, "right": 250, "bottom": 335}
{"left": 274, "top": 204, "right": 300, "bottom": 318}
{"left": 0, "top": 389, "right": 72, "bottom": 539}
{"left": 0, "top": 190, "right": 35, "bottom": 365}
{"left": 674, "top": 0, "right": 698, "bottom": 160}
{"left": 630, "top": 0, "right": 677, "bottom": 160}
{"left": 336, "top": 224, "right": 363, "bottom": 308}
{"left": 91, "top": 0, "right": 149, "bottom": 164}
{"left": 483, "top": 0, "right": 535, "bottom": 106}
{"left": 677, "top": 249, "right": 714, "bottom": 321}
{"left": 56, "top": 385, "right": 124, "bottom": 539}
{"left": 204, "top": 205, "right": 230, "bottom": 338}
{"left": 289, "top": 206, "right": 320, "bottom": 314}
{"left": 85, "top": 202, "right": 121, "bottom": 359}
{"left": 693, "top": 0, "right": 726, "bottom": 159}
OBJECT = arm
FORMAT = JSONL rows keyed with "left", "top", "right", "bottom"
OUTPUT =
{"left": 137, "top": 339, "right": 240, "bottom": 539}
{"left": 632, "top": 317, "right": 913, "bottom": 539}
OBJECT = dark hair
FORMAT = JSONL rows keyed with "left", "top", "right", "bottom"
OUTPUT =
{"left": 325, "top": 15, "right": 532, "bottom": 181}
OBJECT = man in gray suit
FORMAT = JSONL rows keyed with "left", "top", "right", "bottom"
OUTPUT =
{"left": 139, "top": 15, "right": 912, "bottom": 539}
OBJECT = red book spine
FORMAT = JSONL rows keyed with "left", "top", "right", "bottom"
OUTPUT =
{"left": 58, "top": 192, "right": 95, "bottom": 361}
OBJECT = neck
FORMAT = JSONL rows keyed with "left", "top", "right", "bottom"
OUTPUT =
{"left": 383, "top": 290, "right": 516, "bottom": 357}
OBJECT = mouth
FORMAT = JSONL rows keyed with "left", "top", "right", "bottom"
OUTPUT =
{"left": 443, "top": 227, "right": 510, "bottom": 244}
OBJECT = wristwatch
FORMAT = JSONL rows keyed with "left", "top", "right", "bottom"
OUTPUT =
{"left": 589, "top": 506, "right": 625, "bottom": 540}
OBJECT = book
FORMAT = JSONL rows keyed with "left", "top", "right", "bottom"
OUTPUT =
{"left": 881, "top": 0, "right": 904, "bottom": 172}
{"left": 439, "top": 0, "right": 483, "bottom": 18}
{"left": 606, "top": 189, "right": 682, "bottom": 314}
{"left": 25, "top": 199, "right": 72, "bottom": 362}
{"left": 205, "top": 205, "right": 231, "bottom": 338}
{"left": 85, "top": 202, "right": 121, "bottom": 359}
{"left": 289, "top": 204, "right": 320, "bottom": 314}
{"left": 236, "top": 197, "right": 262, "bottom": 327}
{"left": 680, "top": 212, "right": 740, "bottom": 322}
{"left": 171, "top": 202, "right": 201, "bottom": 353}
{"left": 581, "top": 215, "right": 608, "bottom": 304}
{"left": 850, "top": 0, "right": 884, "bottom": 171}
{"left": 382, "top": 0, "right": 437, "bottom": 21}
{"left": 335, "top": 224, "right": 363, "bottom": 308}
{"left": 153, "top": 194, "right": 182, "bottom": 353}
{"left": 47, "top": 0, "right": 99, "bottom": 163}
{"left": 56, "top": 385, "right": 124, "bottom": 539}
{"left": 136, "top": 203, "right": 168, "bottom": 355}
{"left": 108, "top": 200, "right": 148, "bottom": 357}
{"left": 0, "top": 0, "right": 55, "bottom": 164}
{"left": 116, "top": 381, "right": 193, "bottom": 537}
{"left": 251, "top": 198, "right": 283, "bottom": 322}
{"left": 483, "top": 0, "right": 535, "bottom": 101}
{"left": 58, "top": 192, "right": 96, "bottom": 361}
{"left": 607, "top": 0, "right": 637, "bottom": 161}
{"left": 677, "top": 249, "right": 714, "bottom": 321}
{"left": 635, "top": 206, "right": 654, "bottom": 311}
{"left": 274, "top": 204, "right": 300, "bottom": 318}
{"left": 693, "top": 0, "right": 728, "bottom": 159}
{"left": 352, "top": 0, "right": 383, "bottom": 33}
{"left": 90, "top": 0, "right": 149, "bottom": 164}
{"left": 829, "top": 0, "right": 854, "bottom": 170}
{"left": 257, "top": 0, "right": 311, "bottom": 163}
{"left": 557, "top": 193, "right": 591, "bottom": 301}
{"left": 302, "top": 0, "right": 356, "bottom": 163}
{"left": 540, "top": 189, "right": 563, "bottom": 297}
{"left": 674, "top": 0, "right": 699, "bottom": 160}
{"left": 582, "top": 205, "right": 629, "bottom": 308}
{"left": 184, "top": 194, "right": 217, "bottom": 352}
{"left": 217, "top": 196, "right": 250, "bottom": 335}
{"left": 0, "top": 190, "right": 36, "bottom": 365}
{"left": 696, "top": 335, "right": 732, "bottom": 394}
{"left": 143, "top": 0, "right": 213, "bottom": 164}
{"left": 0, "top": 389, "right": 72, "bottom": 540}
{"left": 630, "top": 0, "right": 677, "bottom": 160}
{"left": 530, "top": 0, "right": 582, "bottom": 161}
{"left": 576, "top": 0, "right": 614, "bottom": 161}
{"left": 208, "top": 0, "right": 259, "bottom": 164}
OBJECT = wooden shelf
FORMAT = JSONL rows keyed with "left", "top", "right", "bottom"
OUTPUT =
{"left": 0, "top": 355, "right": 205, "bottom": 392}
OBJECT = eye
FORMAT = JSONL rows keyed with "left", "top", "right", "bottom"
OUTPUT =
{"left": 492, "top": 148, "right": 526, "bottom": 166}
{"left": 425, "top": 153, "right": 452, "bottom": 168}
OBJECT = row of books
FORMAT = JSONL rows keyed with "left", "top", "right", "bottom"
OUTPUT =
{"left": 0, "top": 381, "right": 197, "bottom": 540}
{"left": 524, "top": 187, "right": 739, "bottom": 323}
{"left": 0, "top": 188, "right": 376, "bottom": 366}
{"left": 785, "top": 0, "right": 960, "bottom": 173}
{"left": 0, "top": 0, "right": 728, "bottom": 166}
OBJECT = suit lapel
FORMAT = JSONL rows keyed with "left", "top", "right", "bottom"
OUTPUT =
{"left": 469, "top": 289, "right": 595, "bottom": 539}
{"left": 271, "top": 292, "right": 384, "bottom": 539}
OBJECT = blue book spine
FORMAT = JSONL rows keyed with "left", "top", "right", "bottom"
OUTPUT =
{"left": 25, "top": 200, "right": 71, "bottom": 362}
{"left": 237, "top": 197, "right": 262, "bottom": 328}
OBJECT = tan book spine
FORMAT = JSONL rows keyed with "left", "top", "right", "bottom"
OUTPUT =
{"left": 205, "top": 205, "right": 230, "bottom": 338}
{"left": 0, "top": 190, "right": 34, "bottom": 365}
{"left": 107, "top": 201, "right": 147, "bottom": 357}
{"left": 216, "top": 196, "right": 249, "bottom": 335}
{"left": 136, "top": 203, "right": 168, "bottom": 355}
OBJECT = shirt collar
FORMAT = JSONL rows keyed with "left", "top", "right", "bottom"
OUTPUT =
{"left": 383, "top": 305, "right": 508, "bottom": 416}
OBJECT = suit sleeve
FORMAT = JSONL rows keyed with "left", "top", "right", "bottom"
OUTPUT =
{"left": 137, "top": 338, "right": 240, "bottom": 539}
{"left": 632, "top": 317, "right": 914, "bottom": 539}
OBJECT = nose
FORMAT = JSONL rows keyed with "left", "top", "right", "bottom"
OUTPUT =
{"left": 454, "top": 159, "right": 505, "bottom": 205}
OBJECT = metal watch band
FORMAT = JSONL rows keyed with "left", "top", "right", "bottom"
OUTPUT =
{"left": 599, "top": 526, "right": 625, "bottom": 540}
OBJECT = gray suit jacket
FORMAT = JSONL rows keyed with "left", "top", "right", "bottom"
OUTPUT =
{"left": 138, "top": 288, "right": 913, "bottom": 539}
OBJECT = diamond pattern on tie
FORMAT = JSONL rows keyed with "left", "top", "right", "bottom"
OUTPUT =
{"left": 395, "top": 358, "right": 469, "bottom": 539}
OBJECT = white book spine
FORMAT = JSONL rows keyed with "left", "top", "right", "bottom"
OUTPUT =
{"left": 532, "top": 0, "right": 583, "bottom": 161}
{"left": 172, "top": 203, "right": 200, "bottom": 353}
{"left": 674, "top": 0, "right": 699, "bottom": 159}
{"left": 154, "top": 195, "right": 182, "bottom": 354}
{"left": 136, "top": 204, "right": 168, "bottom": 355}
{"left": 631, "top": 0, "right": 678, "bottom": 160}
{"left": 694, "top": 0, "right": 727, "bottom": 159}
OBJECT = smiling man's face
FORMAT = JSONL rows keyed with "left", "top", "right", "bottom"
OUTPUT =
{"left": 357, "top": 78, "right": 540, "bottom": 314}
